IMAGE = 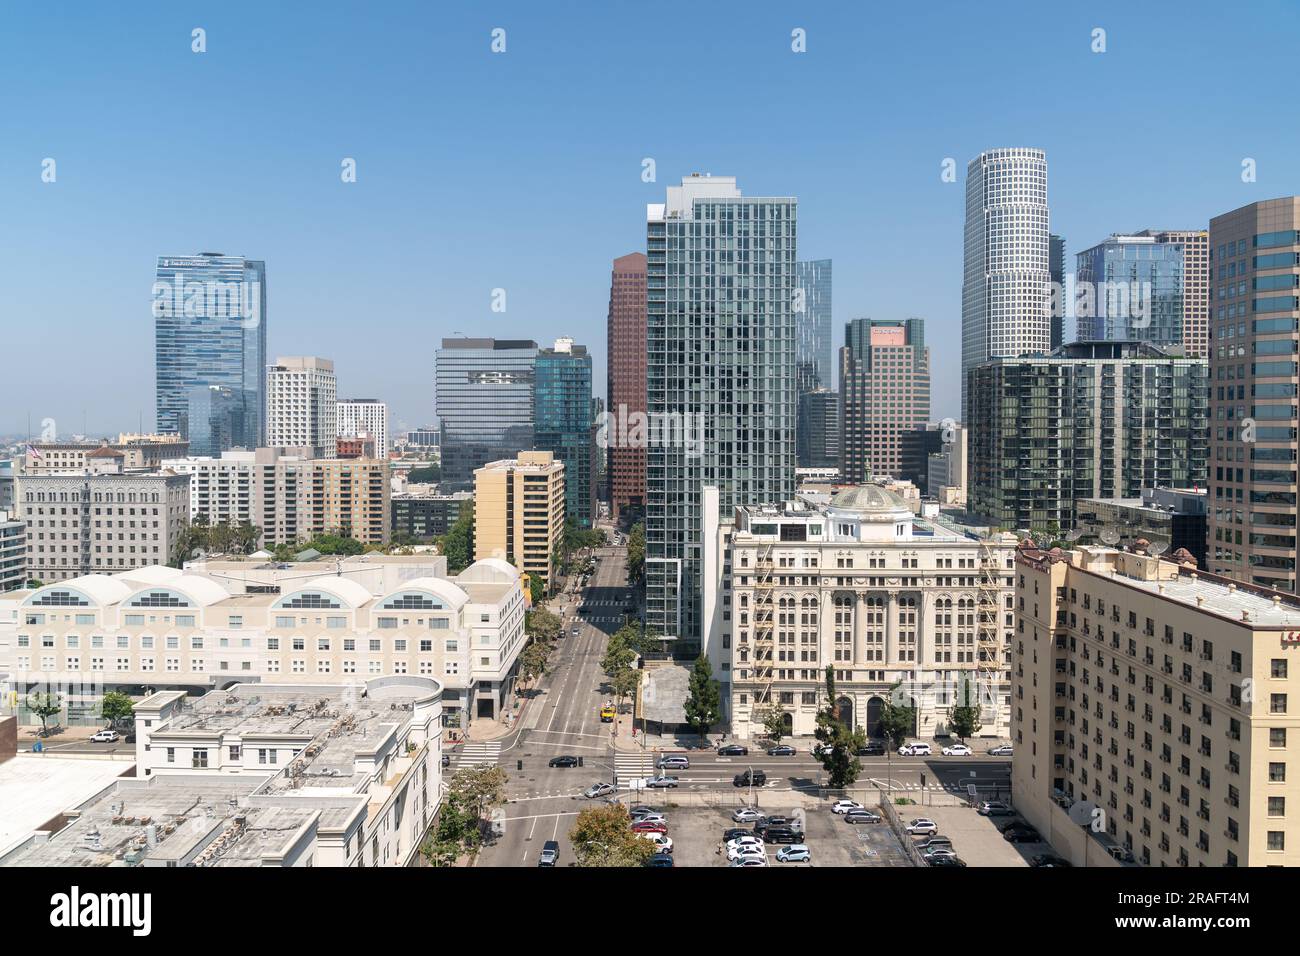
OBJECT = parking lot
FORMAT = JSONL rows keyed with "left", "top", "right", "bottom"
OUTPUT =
{"left": 914, "top": 805, "right": 1032, "bottom": 866}
{"left": 634, "top": 802, "right": 914, "bottom": 868}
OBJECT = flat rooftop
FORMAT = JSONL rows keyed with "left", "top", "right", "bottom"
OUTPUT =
{"left": 0, "top": 755, "right": 134, "bottom": 859}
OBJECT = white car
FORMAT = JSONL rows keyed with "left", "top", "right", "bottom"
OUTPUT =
{"left": 630, "top": 811, "right": 667, "bottom": 825}
{"left": 898, "top": 743, "right": 933, "bottom": 756}
{"left": 831, "top": 799, "right": 865, "bottom": 815}
{"left": 89, "top": 729, "right": 121, "bottom": 743}
{"left": 729, "top": 856, "right": 768, "bottom": 867}
{"left": 639, "top": 832, "right": 673, "bottom": 853}
{"left": 776, "top": 844, "right": 811, "bottom": 863}
{"left": 727, "top": 835, "right": 764, "bottom": 851}
{"left": 942, "top": 743, "right": 973, "bottom": 757}
{"left": 731, "top": 807, "right": 763, "bottom": 823}
{"left": 727, "top": 844, "right": 767, "bottom": 862}
{"left": 905, "top": 818, "right": 939, "bottom": 835}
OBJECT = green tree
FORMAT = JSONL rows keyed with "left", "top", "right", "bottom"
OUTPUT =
{"left": 949, "top": 677, "right": 983, "bottom": 742}
{"left": 600, "top": 633, "right": 636, "bottom": 680}
{"left": 27, "top": 692, "right": 62, "bottom": 737}
{"left": 683, "top": 654, "right": 721, "bottom": 739}
{"left": 879, "top": 682, "right": 918, "bottom": 749}
{"left": 407, "top": 464, "right": 441, "bottom": 484}
{"left": 447, "top": 764, "right": 508, "bottom": 829}
{"left": 437, "top": 501, "right": 475, "bottom": 573}
{"left": 306, "top": 531, "right": 366, "bottom": 556}
{"left": 518, "top": 642, "right": 551, "bottom": 693}
{"left": 525, "top": 607, "right": 561, "bottom": 642}
{"left": 99, "top": 691, "right": 135, "bottom": 729}
{"left": 611, "top": 665, "right": 641, "bottom": 717}
{"left": 756, "top": 702, "right": 788, "bottom": 744}
{"left": 813, "top": 666, "right": 866, "bottom": 788}
{"left": 625, "top": 521, "right": 645, "bottom": 585}
{"left": 569, "top": 804, "right": 656, "bottom": 867}
{"left": 528, "top": 575, "right": 544, "bottom": 605}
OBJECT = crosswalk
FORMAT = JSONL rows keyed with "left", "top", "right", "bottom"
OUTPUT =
{"left": 450, "top": 741, "right": 502, "bottom": 768}
{"left": 613, "top": 751, "right": 656, "bottom": 784}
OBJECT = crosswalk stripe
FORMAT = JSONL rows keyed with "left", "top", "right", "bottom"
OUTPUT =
{"left": 613, "top": 752, "right": 656, "bottom": 784}
{"left": 452, "top": 741, "right": 502, "bottom": 767}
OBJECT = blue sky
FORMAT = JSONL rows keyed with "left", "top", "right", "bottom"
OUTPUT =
{"left": 3, "top": 0, "right": 1298, "bottom": 437}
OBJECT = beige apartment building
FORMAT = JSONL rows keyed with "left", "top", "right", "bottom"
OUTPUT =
{"left": 24, "top": 435, "right": 190, "bottom": 473}
{"left": 266, "top": 357, "right": 337, "bottom": 458}
{"left": 0, "top": 557, "right": 527, "bottom": 727}
{"left": 165, "top": 449, "right": 390, "bottom": 547}
{"left": 474, "top": 451, "right": 565, "bottom": 593}
{"left": 1012, "top": 544, "right": 1300, "bottom": 867}
{"left": 703, "top": 485, "right": 1017, "bottom": 740}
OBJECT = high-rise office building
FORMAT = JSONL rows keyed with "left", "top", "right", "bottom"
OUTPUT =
{"left": 1207, "top": 198, "right": 1300, "bottom": 595}
{"left": 154, "top": 253, "right": 266, "bottom": 445}
{"left": 1143, "top": 229, "right": 1210, "bottom": 359}
{"left": 795, "top": 259, "right": 833, "bottom": 393}
{"left": 1075, "top": 231, "right": 1207, "bottom": 354}
{"left": 183, "top": 385, "right": 246, "bottom": 457}
{"left": 435, "top": 338, "right": 537, "bottom": 490}
{"left": 839, "top": 318, "right": 931, "bottom": 484}
{"left": 645, "top": 174, "right": 797, "bottom": 649}
{"left": 1050, "top": 234, "right": 1066, "bottom": 350}
{"left": 266, "top": 357, "right": 337, "bottom": 458}
{"left": 796, "top": 389, "right": 839, "bottom": 469}
{"left": 961, "top": 148, "right": 1051, "bottom": 417}
{"left": 606, "top": 252, "right": 648, "bottom": 523}
{"left": 968, "top": 341, "right": 1209, "bottom": 531}
{"left": 534, "top": 338, "right": 596, "bottom": 528}
{"left": 337, "top": 399, "right": 390, "bottom": 457}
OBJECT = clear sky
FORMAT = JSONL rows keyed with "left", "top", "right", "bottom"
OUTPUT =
{"left": 3, "top": 0, "right": 1298, "bottom": 438}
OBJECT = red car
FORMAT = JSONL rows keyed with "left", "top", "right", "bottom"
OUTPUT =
{"left": 631, "top": 820, "right": 668, "bottom": 834}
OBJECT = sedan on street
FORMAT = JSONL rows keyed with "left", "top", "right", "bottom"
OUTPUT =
{"left": 941, "top": 743, "right": 973, "bottom": 757}
{"left": 548, "top": 755, "right": 579, "bottom": 768}
{"left": 766, "top": 745, "right": 796, "bottom": 756}
{"left": 717, "top": 744, "right": 749, "bottom": 757}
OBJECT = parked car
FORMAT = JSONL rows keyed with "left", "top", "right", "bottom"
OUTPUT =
{"left": 584, "top": 782, "right": 616, "bottom": 799}
{"left": 1003, "top": 825, "right": 1042, "bottom": 844}
{"left": 988, "top": 745, "right": 1014, "bottom": 757}
{"left": 941, "top": 743, "right": 973, "bottom": 757}
{"left": 905, "top": 818, "right": 939, "bottom": 835}
{"left": 856, "top": 742, "right": 886, "bottom": 756}
{"left": 844, "top": 809, "right": 882, "bottom": 825}
{"left": 729, "top": 856, "right": 768, "bottom": 867}
{"left": 762, "top": 826, "right": 805, "bottom": 844}
{"left": 717, "top": 744, "right": 749, "bottom": 757}
{"left": 538, "top": 840, "right": 559, "bottom": 867}
{"left": 915, "top": 835, "right": 954, "bottom": 852}
{"left": 731, "top": 807, "right": 763, "bottom": 823}
{"left": 646, "top": 852, "right": 674, "bottom": 868}
{"left": 599, "top": 705, "right": 616, "bottom": 722}
{"left": 723, "top": 827, "right": 753, "bottom": 842}
{"left": 441, "top": 753, "right": 451, "bottom": 768}
{"left": 776, "top": 844, "right": 811, "bottom": 863}
{"left": 1030, "top": 853, "right": 1072, "bottom": 868}
{"left": 727, "top": 843, "right": 766, "bottom": 862}
{"left": 628, "top": 805, "right": 656, "bottom": 816}
{"left": 548, "top": 755, "right": 579, "bottom": 768}
{"left": 645, "top": 775, "right": 679, "bottom": 789}
{"left": 767, "top": 744, "right": 796, "bottom": 756}
{"left": 630, "top": 811, "right": 666, "bottom": 825}
{"left": 977, "top": 801, "right": 1014, "bottom": 817}
{"left": 727, "top": 836, "right": 764, "bottom": 852}
{"left": 89, "top": 729, "right": 120, "bottom": 743}
{"left": 733, "top": 769, "right": 767, "bottom": 787}
{"left": 831, "top": 799, "right": 865, "bottom": 815}
{"left": 638, "top": 832, "right": 673, "bottom": 853}
{"left": 656, "top": 755, "right": 690, "bottom": 770}
{"left": 927, "top": 854, "right": 967, "bottom": 868}
{"left": 923, "top": 847, "right": 960, "bottom": 862}
{"left": 898, "top": 742, "right": 933, "bottom": 756}
{"left": 631, "top": 820, "right": 668, "bottom": 834}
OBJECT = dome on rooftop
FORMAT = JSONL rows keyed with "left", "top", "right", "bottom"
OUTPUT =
{"left": 828, "top": 484, "right": 910, "bottom": 515}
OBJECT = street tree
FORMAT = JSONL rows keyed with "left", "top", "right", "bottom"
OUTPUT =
{"left": 813, "top": 666, "right": 866, "bottom": 788}
{"left": 879, "top": 682, "right": 918, "bottom": 749}
{"left": 525, "top": 607, "right": 561, "bottom": 642}
{"left": 949, "top": 677, "right": 983, "bottom": 742}
{"left": 569, "top": 804, "right": 656, "bottom": 867}
{"left": 757, "top": 702, "right": 788, "bottom": 744}
{"left": 683, "top": 654, "right": 721, "bottom": 739}
{"left": 100, "top": 691, "right": 135, "bottom": 729}
{"left": 27, "top": 692, "right": 62, "bottom": 737}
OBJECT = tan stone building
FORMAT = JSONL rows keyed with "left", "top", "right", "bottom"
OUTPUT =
{"left": 473, "top": 451, "right": 565, "bottom": 593}
{"left": 1012, "top": 544, "right": 1300, "bottom": 867}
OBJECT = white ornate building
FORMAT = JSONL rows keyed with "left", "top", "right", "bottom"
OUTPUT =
{"left": 703, "top": 484, "right": 1017, "bottom": 740}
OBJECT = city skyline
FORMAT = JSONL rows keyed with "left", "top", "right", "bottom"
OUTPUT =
{"left": 6, "top": 3, "right": 1300, "bottom": 435}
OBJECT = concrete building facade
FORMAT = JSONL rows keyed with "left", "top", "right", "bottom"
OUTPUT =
{"left": 473, "top": 451, "right": 565, "bottom": 594}
{"left": 266, "top": 357, "right": 337, "bottom": 458}
{"left": 606, "top": 252, "right": 648, "bottom": 524}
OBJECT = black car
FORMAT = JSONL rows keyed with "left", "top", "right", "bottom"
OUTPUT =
{"left": 767, "top": 745, "right": 796, "bottom": 756}
{"left": 762, "top": 826, "right": 805, "bottom": 844}
{"left": 646, "top": 852, "right": 674, "bottom": 868}
{"left": 1030, "top": 853, "right": 1072, "bottom": 868}
{"left": 927, "top": 854, "right": 967, "bottom": 868}
{"left": 753, "top": 815, "right": 791, "bottom": 833}
{"left": 856, "top": 742, "right": 886, "bottom": 756}
{"left": 733, "top": 769, "right": 767, "bottom": 787}
{"left": 549, "top": 755, "right": 579, "bottom": 768}
{"left": 1003, "top": 826, "right": 1042, "bottom": 844}
{"left": 717, "top": 744, "right": 749, "bottom": 757}
{"left": 723, "top": 827, "right": 753, "bottom": 842}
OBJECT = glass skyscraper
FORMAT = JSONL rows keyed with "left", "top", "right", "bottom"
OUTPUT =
{"left": 182, "top": 384, "right": 245, "bottom": 457}
{"left": 1075, "top": 233, "right": 1186, "bottom": 349}
{"left": 534, "top": 338, "right": 596, "bottom": 528}
{"left": 434, "top": 338, "right": 538, "bottom": 490}
{"left": 795, "top": 259, "right": 833, "bottom": 393}
{"left": 645, "top": 175, "right": 797, "bottom": 650}
{"left": 154, "top": 253, "right": 266, "bottom": 449}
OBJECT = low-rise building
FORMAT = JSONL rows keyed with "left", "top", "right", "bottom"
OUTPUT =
{"left": 703, "top": 484, "right": 1017, "bottom": 741}
{"left": 0, "top": 675, "right": 442, "bottom": 867}
{"left": 1012, "top": 544, "right": 1300, "bottom": 867}
{"left": 392, "top": 488, "right": 472, "bottom": 543}
{"left": 0, "top": 556, "right": 525, "bottom": 728}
